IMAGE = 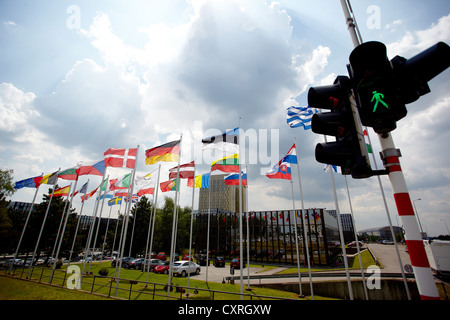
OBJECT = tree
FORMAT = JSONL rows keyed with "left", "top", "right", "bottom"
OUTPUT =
{"left": 0, "top": 169, "right": 15, "bottom": 253}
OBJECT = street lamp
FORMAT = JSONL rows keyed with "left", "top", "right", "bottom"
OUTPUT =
{"left": 413, "top": 198, "right": 425, "bottom": 237}
{"left": 440, "top": 219, "right": 450, "bottom": 235}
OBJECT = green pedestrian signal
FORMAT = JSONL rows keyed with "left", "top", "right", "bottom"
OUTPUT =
{"left": 371, "top": 91, "right": 389, "bottom": 112}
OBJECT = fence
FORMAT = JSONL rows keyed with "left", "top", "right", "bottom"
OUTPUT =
{"left": 1, "top": 265, "right": 297, "bottom": 301}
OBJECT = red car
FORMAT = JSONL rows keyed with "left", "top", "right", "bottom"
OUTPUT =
{"left": 182, "top": 255, "right": 194, "bottom": 261}
{"left": 154, "top": 260, "right": 170, "bottom": 274}
{"left": 156, "top": 252, "right": 166, "bottom": 260}
{"left": 230, "top": 258, "right": 246, "bottom": 269}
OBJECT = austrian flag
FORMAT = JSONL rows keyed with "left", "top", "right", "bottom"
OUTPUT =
{"left": 104, "top": 148, "right": 137, "bottom": 169}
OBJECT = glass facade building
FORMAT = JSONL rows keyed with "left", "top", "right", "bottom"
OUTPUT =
{"left": 194, "top": 209, "right": 341, "bottom": 266}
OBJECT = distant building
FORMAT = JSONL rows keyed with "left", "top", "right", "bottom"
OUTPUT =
{"left": 327, "top": 210, "right": 356, "bottom": 243}
{"left": 7, "top": 201, "right": 34, "bottom": 215}
{"left": 194, "top": 208, "right": 341, "bottom": 266}
{"left": 358, "top": 226, "right": 404, "bottom": 242}
{"left": 198, "top": 174, "right": 247, "bottom": 213}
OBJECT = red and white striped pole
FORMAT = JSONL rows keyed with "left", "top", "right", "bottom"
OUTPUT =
{"left": 340, "top": 0, "right": 440, "bottom": 300}
{"left": 379, "top": 134, "right": 440, "bottom": 300}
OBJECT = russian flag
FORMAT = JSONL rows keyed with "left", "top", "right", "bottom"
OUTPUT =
{"left": 224, "top": 171, "right": 247, "bottom": 186}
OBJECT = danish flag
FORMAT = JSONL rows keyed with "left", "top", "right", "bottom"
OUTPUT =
{"left": 104, "top": 148, "right": 137, "bottom": 169}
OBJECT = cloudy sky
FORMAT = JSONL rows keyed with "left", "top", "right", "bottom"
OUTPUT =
{"left": 1, "top": 0, "right": 449, "bottom": 236}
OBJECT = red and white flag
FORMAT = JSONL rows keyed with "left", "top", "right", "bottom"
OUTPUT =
{"left": 104, "top": 148, "right": 137, "bottom": 169}
{"left": 169, "top": 161, "right": 195, "bottom": 179}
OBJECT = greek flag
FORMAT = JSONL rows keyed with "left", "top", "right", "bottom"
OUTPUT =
{"left": 286, "top": 105, "right": 318, "bottom": 130}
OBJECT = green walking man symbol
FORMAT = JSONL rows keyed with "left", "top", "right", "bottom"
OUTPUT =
{"left": 371, "top": 91, "right": 389, "bottom": 112}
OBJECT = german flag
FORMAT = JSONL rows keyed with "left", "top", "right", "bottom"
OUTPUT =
{"left": 145, "top": 140, "right": 180, "bottom": 165}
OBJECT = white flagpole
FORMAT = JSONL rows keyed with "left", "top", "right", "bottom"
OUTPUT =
{"left": 147, "top": 164, "right": 161, "bottom": 284}
{"left": 115, "top": 145, "right": 140, "bottom": 297}
{"left": 289, "top": 179, "right": 303, "bottom": 297}
{"left": 293, "top": 138, "right": 314, "bottom": 299}
{"left": 205, "top": 165, "right": 212, "bottom": 283}
{"left": 186, "top": 160, "right": 196, "bottom": 296}
{"left": 238, "top": 117, "right": 244, "bottom": 299}
{"left": 11, "top": 176, "right": 42, "bottom": 273}
{"left": 50, "top": 183, "right": 73, "bottom": 283}
{"left": 167, "top": 136, "right": 182, "bottom": 299}
{"left": 68, "top": 179, "right": 90, "bottom": 266}
{"left": 27, "top": 169, "right": 60, "bottom": 279}
{"left": 245, "top": 166, "right": 251, "bottom": 291}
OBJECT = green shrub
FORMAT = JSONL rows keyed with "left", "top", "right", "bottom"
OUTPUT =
{"left": 98, "top": 268, "right": 109, "bottom": 276}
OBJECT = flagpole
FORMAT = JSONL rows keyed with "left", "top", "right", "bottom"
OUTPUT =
{"left": 238, "top": 117, "right": 244, "bottom": 299}
{"left": 205, "top": 165, "right": 212, "bottom": 283}
{"left": 289, "top": 179, "right": 303, "bottom": 297}
{"left": 293, "top": 138, "right": 314, "bottom": 299}
{"left": 50, "top": 183, "right": 73, "bottom": 283}
{"left": 327, "top": 160, "right": 354, "bottom": 300}
{"left": 68, "top": 179, "right": 89, "bottom": 266}
{"left": 147, "top": 164, "right": 161, "bottom": 284}
{"left": 186, "top": 160, "right": 196, "bottom": 296}
{"left": 11, "top": 178, "right": 42, "bottom": 274}
{"left": 344, "top": 175, "right": 369, "bottom": 300}
{"left": 27, "top": 169, "right": 60, "bottom": 279}
{"left": 99, "top": 199, "right": 114, "bottom": 266}
{"left": 115, "top": 145, "right": 140, "bottom": 297}
{"left": 168, "top": 136, "right": 182, "bottom": 299}
{"left": 245, "top": 166, "right": 251, "bottom": 291}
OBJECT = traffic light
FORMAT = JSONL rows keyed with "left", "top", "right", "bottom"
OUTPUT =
{"left": 309, "top": 76, "right": 373, "bottom": 179}
{"left": 349, "top": 41, "right": 407, "bottom": 134}
{"left": 349, "top": 41, "right": 450, "bottom": 134}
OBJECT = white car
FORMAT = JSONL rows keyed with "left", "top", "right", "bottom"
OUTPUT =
{"left": 172, "top": 260, "right": 201, "bottom": 277}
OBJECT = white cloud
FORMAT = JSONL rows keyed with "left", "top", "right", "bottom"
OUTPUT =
{"left": 387, "top": 14, "right": 450, "bottom": 57}
{"left": 0, "top": 83, "right": 37, "bottom": 132}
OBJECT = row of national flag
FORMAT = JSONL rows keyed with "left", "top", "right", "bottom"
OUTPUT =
{"left": 13, "top": 128, "right": 245, "bottom": 203}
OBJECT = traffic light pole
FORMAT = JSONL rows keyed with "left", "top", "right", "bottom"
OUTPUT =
{"left": 340, "top": 0, "right": 440, "bottom": 300}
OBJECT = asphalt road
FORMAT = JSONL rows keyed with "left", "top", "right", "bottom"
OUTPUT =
{"left": 366, "top": 243, "right": 412, "bottom": 273}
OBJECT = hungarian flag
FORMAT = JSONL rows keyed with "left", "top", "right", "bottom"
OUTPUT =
{"left": 224, "top": 171, "right": 247, "bottom": 186}
{"left": 111, "top": 173, "right": 132, "bottom": 190}
{"left": 76, "top": 160, "right": 105, "bottom": 176}
{"left": 169, "top": 161, "right": 195, "bottom": 179}
{"left": 58, "top": 167, "right": 79, "bottom": 181}
{"left": 211, "top": 154, "right": 239, "bottom": 173}
{"left": 145, "top": 140, "right": 180, "bottom": 165}
{"left": 52, "top": 185, "right": 71, "bottom": 197}
{"left": 104, "top": 148, "right": 137, "bottom": 169}
{"left": 160, "top": 179, "right": 179, "bottom": 192}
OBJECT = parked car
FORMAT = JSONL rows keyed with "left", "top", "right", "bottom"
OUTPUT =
{"left": 154, "top": 260, "right": 171, "bottom": 274}
{"left": 111, "top": 257, "right": 134, "bottom": 267}
{"left": 182, "top": 255, "right": 194, "bottom": 261}
{"left": 142, "top": 259, "right": 164, "bottom": 272}
{"left": 348, "top": 241, "right": 364, "bottom": 248}
{"left": 156, "top": 252, "right": 166, "bottom": 260}
{"left": 213, "top": 256, "right": 225, "bottom": 267}
{"left": 172, "top": 261, "right": 201, "bottom": 277}
{"left": 230, "top": 258, "right": 245, "bottom": 269}
{"left": 382, "top": 240, "right": 394, "bottom": 245}
{"left": 126, "top": 258, "right": 145, "bottom": 270}
{"left": 197, "top": 254, "right": 210, "bottom": 266}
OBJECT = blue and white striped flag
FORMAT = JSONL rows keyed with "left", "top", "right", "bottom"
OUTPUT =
{"left": 286, "top": 105, "right": 318, "bottom": 130}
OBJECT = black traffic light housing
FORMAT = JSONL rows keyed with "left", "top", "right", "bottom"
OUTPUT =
{"left": 349, "top": 41, "right": 407, "bottom": 134}
{"left": 349, "top": 41, "right": 450, "bottom": 134}
{"left": 309, "top": 76, "right": 373, "bottom": 179}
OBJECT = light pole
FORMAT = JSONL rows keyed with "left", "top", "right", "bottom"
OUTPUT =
{"left": 440, "top": 219, "right": 450, "bottom": 235}
{"left": 413, "top": 198, "right": 424, "bottom": 236}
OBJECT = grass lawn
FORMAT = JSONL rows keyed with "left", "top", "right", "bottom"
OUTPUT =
{"left": 1, "top": 261, "right": 331, "bottom": 300}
